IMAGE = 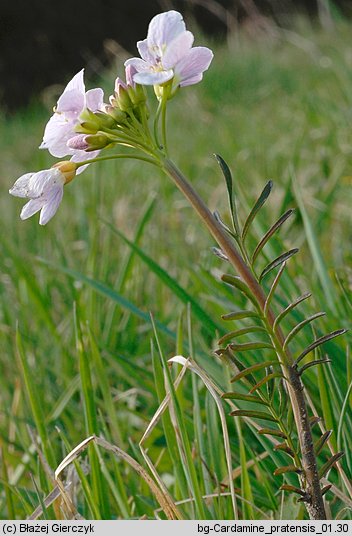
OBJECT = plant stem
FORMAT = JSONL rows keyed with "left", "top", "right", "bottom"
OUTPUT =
{"left": 162, "top": 157, "right": 326, "bottom": 520}
{"left": 161, "top": 90, "right": 170, "bottom": 155}
{"left": 75, "top": 153, "right": 158, "bottom": 169}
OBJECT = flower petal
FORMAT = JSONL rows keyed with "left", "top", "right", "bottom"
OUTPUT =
{"left": 163, "top": 31, "right": 194, "bottom": 69}
{"left": 29, "top": 168, "right": 64, "bottom": 197}
{"left": 179, "top": 73, "right": 203, "bottom": 87}
{"left": 40, "top": 114, "right": 76, "bottom": 158}
{"left": 9, "top": 173, "right": 34, "bottom": 198}
{"left": 125, "top": 57, "right": 150, "bottom": 73}
{"left": 20, "top": 198, "right": 45, "bottom": 220}
{"left": 57, "top": 89, "right": 85, "bottom": 115}
{"left": 125, "top": 64, "right": 137, "bottom": 87}
{"left": 133, "top": 70, "right": 174, "bottom": 86}
{"left": 147, "top": 11, "right": 186, "bottom": 49}
{"left": 174, "top": 47, "right": 213, "bottom": 85}
{"left": 137, "top": 39, "right": 155, "bottom": 64}
{"left": 64, "top": 69, "right": 85, "bottom": 94}
{"left": 70, "top": 149, "right": 100, "bottom": 174}
{"left": 39, "top": 186, "right": 64, "bottom": 225}
{"left": 85, "top": 88, "right": 104, "bottom": 111}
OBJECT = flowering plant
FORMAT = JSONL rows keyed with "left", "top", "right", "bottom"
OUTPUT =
{"left": 10, "top": 10, "right": 213, "bottom": 224}
{"left": 9, "top": 10, "right": 347, "bottom": 521}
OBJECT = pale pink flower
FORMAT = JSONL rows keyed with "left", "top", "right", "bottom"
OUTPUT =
{"left": 9, "top": 162, "right": 76, "bottom": 225}
{"left": 125, "top": 10, "right": 213, "bottom": 91}
{"left": 40, "top": 70, "right": 104, "bottom": 173}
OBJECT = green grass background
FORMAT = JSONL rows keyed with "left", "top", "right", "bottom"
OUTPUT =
{"left": 0, "top": 19, "right": 351, "bottom": 519}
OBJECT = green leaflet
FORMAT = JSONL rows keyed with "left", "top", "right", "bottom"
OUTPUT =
{"left": 218, "top": 326, "right": 267, "bottom": 346}
{"left": 242, "top": 181, "right": 273, "bottom": 242}
{"left": 252, "top": 209, "right": 295, "bottom": 264}
{"left": 294, "top": 329, "right": 347, "bottom": 365}
{"left": 273, "top": 465, "right": 302, "bottom": 476}
{"left": 221, "top": 274, "right": 261, "bottom": 311}
{"left": 231, "top": 360, "right": 279, "bottom": 383}
{"left": 222, "top": 392, "right": 269, "bottom": 406}
{"left": 230, "top": 410, "right": 278, "bottom": 423}
{"left": 249, "top": 372, "right": 282, "bottom": 395}
{"left": 318, "top": 452, "right": 344, "bottom": 479}
{"left": 259, "top": 249, "right": 299, "bottom": 282}
{"left": 214, "top": 154, "right": 240, "bottom": 236}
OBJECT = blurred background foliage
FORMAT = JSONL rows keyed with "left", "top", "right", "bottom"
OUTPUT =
{"left": 1, "top": 0, "right": 352, "bottom": 110}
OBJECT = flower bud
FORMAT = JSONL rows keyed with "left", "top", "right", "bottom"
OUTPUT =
{"left": 128, "top": 83, "right": 146, "bottom": 106}
{"left": 67, "top": 135, "right": 89, "bottom": 151}
{"left": 115, "top": 84, "right": 133, "bottom": 112}
{"left": 93, "top": 111, "right": 116, "bottom": 129}
{"left": 51, "top": 161, "right": 77, "bottom": 184}
{"left": 75, "top": 121, "right": 99, "bottom": 135}
{"left": 84, "top": 134, "right": 110, "bottom": 151}
{"left": 76, "top": 108, "right": 102, "bottom": 134}
{"left": 103, "top": 105, "right": 128, "bottom": 124}
{"left": 79, "top": 108, "right": 99, "bottom": 124}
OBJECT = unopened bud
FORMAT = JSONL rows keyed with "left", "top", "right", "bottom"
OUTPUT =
{"left": 115, "top": 85, "right": 133, "bottom": 112}
{"left": 84, "top": 134, "right": 110, "bottom": 151}
{"left": 127, "top": 83, "right": 146, "bottom": 106}
{"left": 79, "top": 108, "right": 99, "bottom": 124}
{"left": 104, "top": 105, "right": 128, "bottom": 124}
{"left": 75, "top": 121, "right": 99, "bottom": 135}
{"left": 93, "top": 111, "right": 116, "bottom": 129}
{"left": 52, "top": 161, "right": 77, "bottom": 184}
{"left": 67, "top": 135, "right": 89, "bottom": 151}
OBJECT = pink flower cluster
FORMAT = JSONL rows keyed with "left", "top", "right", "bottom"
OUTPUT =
{"left": 10, "top": 11, "right": 213, "bottom": 224}
{"left": 125, "top": 10, "right": 213, "bottom": 90}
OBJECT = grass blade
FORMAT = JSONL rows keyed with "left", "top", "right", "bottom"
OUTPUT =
{"left": 293, "top": 178, "right": 337, "bottom": 314}
{"left": 103, "top": 219, "right": 222, "bottom": 336}
{"left": 235, "top": 418, "right": 255, "bottom": 519}
{"left": 15, "top": 329, "right": 56, "bottom": 472}
{"left": 74, "top": 305, "right": 108, "bottom": 519}
{"left": 151, "top": 319, "right": 207, "bottom": 519}
{"left": 337, "top": 379, "right": 352, "bottom": 452}
{"left": 37, "top": 258, "right": 175, "bottom": 340}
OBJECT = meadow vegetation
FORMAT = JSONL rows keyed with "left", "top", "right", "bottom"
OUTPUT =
{"left": 0, "top": 19, "right": 351, "bottom": 519}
